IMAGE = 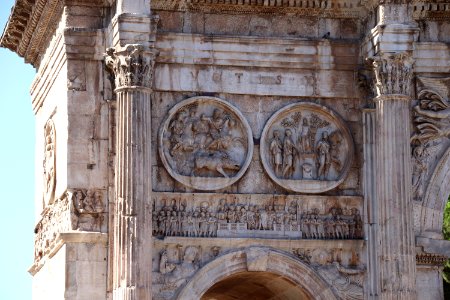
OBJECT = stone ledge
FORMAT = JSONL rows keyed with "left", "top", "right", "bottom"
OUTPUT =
{"left": 28, "top": 231, "right": 107, "bottom": 276}
{"left": 157, "top": 236, "right": 365, "bottom": 250}
{"left": 416, "top": 236, "right": 450, "bottom": 257}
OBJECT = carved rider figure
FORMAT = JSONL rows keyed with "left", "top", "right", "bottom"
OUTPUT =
{"left": 169, "top": 111, "right": 187, "bottom": 156}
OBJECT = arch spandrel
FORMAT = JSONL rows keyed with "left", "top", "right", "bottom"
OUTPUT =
{"left": 419, "top": 146, "right": 450, "bottom": 237}
{"left": 176, "top": 247, "right": 339, "bottom": 300}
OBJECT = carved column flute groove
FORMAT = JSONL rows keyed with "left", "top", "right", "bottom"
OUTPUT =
{"left": 105, "top": 45, "right": 158, "bottom": 300}
{"left": 370, "top": 52, "right": 417, "bottom": 300}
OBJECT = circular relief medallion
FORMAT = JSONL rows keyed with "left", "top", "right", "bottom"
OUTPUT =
{"left": 260, "top": 102, "right": 354, "bottom": 193}
{"left": 159, "top": 96, "right": 254, "bottom": 190}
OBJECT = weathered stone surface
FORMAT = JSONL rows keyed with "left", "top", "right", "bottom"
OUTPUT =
{"left": 3, "top": 0, "right": 450, "bottom": 299}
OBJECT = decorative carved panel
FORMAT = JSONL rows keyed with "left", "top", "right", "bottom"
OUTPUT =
{"left": 43, "top": 119, "right": 56, "bottom": 206}
{"left": 159, "top": 96, "right": 253, "bottom": 190}
{"left": 260, "top": 102, "right": 354, "bottom": 193}
{"left": 34, "top": 189, "right": 106, "bottom": 263}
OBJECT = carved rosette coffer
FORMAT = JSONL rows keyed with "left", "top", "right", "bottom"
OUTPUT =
{"left": 159, "top": 96, "right": 254, "bottom": 190}
{"left": 260, "top": 102, "right": 354, "bottom": 193}
{"left": 43, "top": 119, "right": 56, "bottom": 206}
{"left": 369, "top": 52, "right": 414, "bottom": 97}
{"left": 105, "top": 44, "right": 158, "bottom": 90}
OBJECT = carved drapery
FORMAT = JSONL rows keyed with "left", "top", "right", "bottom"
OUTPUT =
{"left": 105, "top": 44, "right": 158, "bottom": 300}
{"left": 369, "top": 51, "right": 417, "bottom": 299}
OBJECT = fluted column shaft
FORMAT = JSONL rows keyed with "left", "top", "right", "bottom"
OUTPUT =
{"left": 113, "top": 88, "right": 152, "bottom": 300}
{"left": 370, "top": 51, "right": 417, "bottom": 299}
{"left": 105, "top": 45, "right": 158, "bottom": 300}
{"left": 375, "top": 95, "right": 416, "bottom": 299}
{"left": 363, "top": 109, "right": 381, "bottom": 299}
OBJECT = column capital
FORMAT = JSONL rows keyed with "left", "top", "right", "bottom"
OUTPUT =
{"left": 367, "top": 51, "right": 414, "bottom": 98}
{"left": 104, "top": 44, "right": 159, "bottom": 91}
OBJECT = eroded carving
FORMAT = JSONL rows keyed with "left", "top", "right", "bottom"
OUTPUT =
{"left": 261, "top": 102, "right": 354, "bottom": 193}
{"left": 159, "top": 97, "right": 253, "bottom": 190}
{"left": 411, "top": 89, "right": 450, "bottom": 201}
{"left": 412, "top": 90, "right": 450, "bottom": 144}
{"left": 68, "top": 189, "right": 105, "bottom": 231}
{"left": 104, "top": 44, "right": 158, "bottom": 89}
{"left": 34, "top": 189, "right": 106, "bottom": 263}
{"left": 43, "top": 119, "right": 56, "bottom": 206}
{"left": 152, "top": 193, "right": 363, "bottom": 240}
{"left": 317, "top": 262, "right": 364, "bottom": 300}
{"left": 34, "top": 194, "right": 71, "bottom": 263}
{"left": 153, "top": 246, "right": 200, "bottom": 299}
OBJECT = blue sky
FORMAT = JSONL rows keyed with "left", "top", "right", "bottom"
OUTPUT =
{"left": 0, "top": 1, "right": 37, "bottom": 299}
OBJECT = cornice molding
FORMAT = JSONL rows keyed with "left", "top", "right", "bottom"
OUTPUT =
{"left": 0, "top": 0, "right": 107, "bottom": 67}
{"left": 151, "top": 0, "right": 363, "bottom": 18}
{"left": 2, "top": 0, "right": 450, "bottom": 67}
{"left": 1, "top": 0, "right": 63, "bottom": 67}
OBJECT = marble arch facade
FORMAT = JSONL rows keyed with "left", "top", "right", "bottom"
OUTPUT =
{"left": 2, "top": 0, "right": 450, "bottom": 299}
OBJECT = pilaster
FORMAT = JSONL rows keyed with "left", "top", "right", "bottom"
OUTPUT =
{"left": 363, "top": 109, "right": 380, "bottom": 299}
{"left": 105, "top": 44, "right": 158, "bottom": 300}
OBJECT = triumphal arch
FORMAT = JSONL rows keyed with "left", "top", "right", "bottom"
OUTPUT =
{"left": 3, "top": 0, "right": 450, "bottom": 299}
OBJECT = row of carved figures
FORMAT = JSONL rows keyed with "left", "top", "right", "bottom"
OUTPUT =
{"left": 152, "top": 202, "right": 363, "bottom": 239}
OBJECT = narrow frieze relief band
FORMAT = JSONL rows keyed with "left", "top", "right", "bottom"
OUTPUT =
{"left": 159, "top": 96, "right": 254, "bottom": 190}
{"left": 416, "top": 252, "right": 448, "bottom": 266}
{"left": 368, "top": 52, "right": 414, "bottom": 97}
{"left": 152, "top": 193, "right": 363, "bottom": 240}
{"left": 104, "top": 44, "right": 159, "bottom": 90}
{"left": 260, "top": 102, "right": 354, "bottom": 193}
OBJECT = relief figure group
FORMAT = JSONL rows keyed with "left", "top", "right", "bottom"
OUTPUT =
{"left": 269, "top": 114, "right": 341, "bottom": 181}
{"left": 167, "top": 106, "right": 244, "bottom": 178}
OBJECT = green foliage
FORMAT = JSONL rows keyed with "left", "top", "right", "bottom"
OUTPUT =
{"left": 444, "top": 200, "right": 450, "bottom": 241}
{"left": 443, "top": 200, "right": 450, "bottom": 297}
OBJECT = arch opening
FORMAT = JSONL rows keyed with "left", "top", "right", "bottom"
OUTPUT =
{"left": 176, "top": 248, "right": 338, "bottom": 300}
{"left": 200, "top": 271, "right": 312, "bottom": 300}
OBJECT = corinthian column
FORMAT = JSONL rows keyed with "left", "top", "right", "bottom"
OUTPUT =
{"left": 370, "top": 52, "right": 416, "bottom": 299}
{"left": 105, "top": 44, "right": 158, "bottom": 300}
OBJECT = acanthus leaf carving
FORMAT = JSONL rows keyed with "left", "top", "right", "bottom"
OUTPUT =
{"left": 369, "top": 52, "right": 414, "bottom": 96}
{"left": 412, "top": 90, "right": 450, "bottom": 144}
{"left": 411, "top": 89, "right": 450, "bottom": 201}
{"left": 104, "top": 44, "right": 158, "bottom": 90}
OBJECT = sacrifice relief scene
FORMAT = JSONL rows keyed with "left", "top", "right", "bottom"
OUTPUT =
{"left": 159, "top": 97, "right": 253, "bottom": 190}
{"left": 261, "top": 102, "right": 354, "bottom": 193}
